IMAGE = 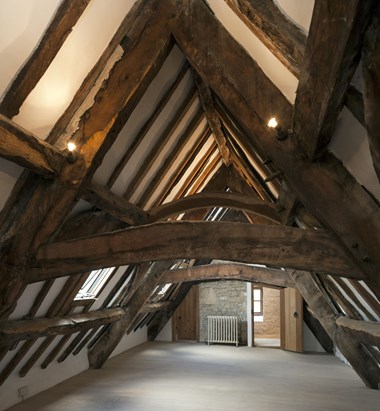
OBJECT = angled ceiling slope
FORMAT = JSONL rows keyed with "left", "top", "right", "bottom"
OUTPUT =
{"left": 0, "top": 0, "right": 379, "bottom": 395}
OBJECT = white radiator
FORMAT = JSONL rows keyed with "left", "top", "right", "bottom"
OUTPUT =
{"left": 207, "top": 316, "right": 239, "bottom": 346}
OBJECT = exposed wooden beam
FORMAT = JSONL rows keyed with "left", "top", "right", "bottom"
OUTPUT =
{"left": 336, "top": 317, "right": 380, "bottom": 348}
{"left": 0, "top": 308, "right": 125, "bottom": 345}
{"left": 123, "top": 88, "right": 197, "bottom": 200}
{"left": 106, "top": 60, "right": 190, "bottom": 188}
{"left": 225, "top": 0, "right": 305, "bottom": 78}
{"left": 0, "top": 114, "right": 66, "bottom": 177}
{"left": 0, "top": 0, "right": 91, "bottom": 118}
{"left": 362, "top": 4, "right": 380, "bottom": 182}
{"left": 82, "top": 181, "right": 148, "bottom": 225}
{"left": 0, "top": 0, "right": 171, "bottom": 323}
{"left": 160, "top": 263, "right": 295, "bottom": 288}
{"left": 137, "top": 107, "right": 205, "bottom": 208}
{"left": 290, "top": 270, "right": 380, "bottom": 389}
{"left": 148, "top": 192, "right": 280, "bottom": 223}
{"left": 293, "top": 0, "right": 376, "bottom": 158}
{"left": 88, "top": 261, "right": 171, "bottom": 369}
{"left": 192, "top": 70, "right": 231, "bottom": 166}
{"left": 148, "top": 282, "right": 194, "bottom": 341}
{"left": 140, "top": 301, "right": 171, "bottom": 314}
{"left": 172, "top": 0, "right": 380, "bottom": 298}
{"left": 225, "top": 0, "right": 365, "bottom": 127}
{"left": 32, "top": 221, "right": 360, "bottom": 279}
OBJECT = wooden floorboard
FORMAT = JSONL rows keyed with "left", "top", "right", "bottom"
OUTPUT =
{"left": 6, "top": 341, "right": 380, "bottom": 410}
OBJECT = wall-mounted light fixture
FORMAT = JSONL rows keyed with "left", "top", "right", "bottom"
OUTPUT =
{"left": 267, "top": 117, "right": 288, "bottom": 140}
{"left": 66, "top": 142, "right": 77, "bottom": 163}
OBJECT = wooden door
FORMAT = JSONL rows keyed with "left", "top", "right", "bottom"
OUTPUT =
{"left": 172, "top": 285, "right": 199, "bottom": 341}
{"left": 280, "top": 288, "right": 303, "bottom": 352}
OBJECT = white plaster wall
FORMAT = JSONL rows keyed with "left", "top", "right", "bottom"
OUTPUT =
{"left": 0, "top": 328, "right": 147, "bottom": 410}
{"left": 303, "top": 323, "right": 325, "bottom": 353}
{"left": 156, "top": 318, "right": 172, "bottom": 342}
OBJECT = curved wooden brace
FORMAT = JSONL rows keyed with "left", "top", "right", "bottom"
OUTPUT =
{"left": 160, "top": 263, "right": 295, "bottom": 288}
{"left": 148, "top": 192, "right": 280, "bottom": 223}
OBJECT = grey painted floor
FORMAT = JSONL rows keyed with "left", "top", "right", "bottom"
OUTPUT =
{"left": 7, "top": 341, "right": 380, "bottom": 411}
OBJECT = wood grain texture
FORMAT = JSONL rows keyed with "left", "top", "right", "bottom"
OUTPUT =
{"left": 82, "top": 181, "right": 148, "bottom": 225}
{"left": 172, "top": 0, "right": 380, "bottom": 297}
{"left": 225, "top": 0, "right": 305, "bottom": 77}
{"left": 160, "top": 263, "right": 295, "bottom": 288}
{"left": 0, "top": 114, "right": 65, "bottom": 177}
{"left": 0, "top": 0, "right": 91, "bottom": 118}
{"left": 362, "top": 3, "right": 380, "bottom": 182}
{"left": 336, "top": 316, "right": 380, "bottom": 347}
{"left": 33, "top": 221, "right": 359, "bottom": 278}
{"left": 293, "top": 0, "right": 376, "bottom": 158}
{"left": 290, "top": 270, "right": 380, "bottom": 389}
{"left": 148, "top": 192, "right": 280, "bottom": 223}
{"left": 0, "top": 308, "right": 125, "bottom": 344}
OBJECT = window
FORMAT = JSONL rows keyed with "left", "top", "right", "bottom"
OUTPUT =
{"left": 75, "top": 267, "right": 116, "bottom": 300}
{"left": 253, "top": 287, "right": 263, "bottom": 316}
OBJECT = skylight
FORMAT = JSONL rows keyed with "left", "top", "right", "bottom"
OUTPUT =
{"left": 75, "top": 267, "right": 116, "bottom": 300}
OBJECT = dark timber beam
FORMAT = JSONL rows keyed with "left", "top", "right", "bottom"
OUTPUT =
{"left": 290, "top": 270, "right": 380, "bottom": 389}
{"left": 225, "top": 0, "right": 365, "bottom": 127}
{"left": 0, "top": 308, "right": 125, "bottom": 345}
{"left": 160, "top": 263, "right": 295, "bottom": 288}
{"left": 33, "top": 221, "right": 360, "bottom": 279}
{"left": 0, "top": 114, "right": 66, "bottom": 177}
{"left": 0, "top": 0, "right": 91, "bottom": 118}
{"left": 148, "top": 192, "right": 280, "bottom": 224}
{"left": 172, "top": 0, "right": 380, "bottom": 298}
{"left": 88, "top": 261, "right": 171, "bottom": 369}
{"left": 225, "top": 0, "right": 305, "bottom": 78}
{"left": 362, "top": 4, "right": 380, "bottom": 182}
{"left": 0, "top": 0, "right": 172, "bottom": 322}
{"left": 336, "top": 316, "right": 380, "bottom": 347}
{"left": 82, "top": 181, "right": 148, "bottom": 225}
{"left": 192, "top": 70, "right": 232, "bottom": 166}
{"left": 293, "top": 0, "right": 376, "bottom": 158}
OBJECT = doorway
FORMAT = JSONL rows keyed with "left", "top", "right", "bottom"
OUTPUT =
{"left": 252, "top": 286, "right": 281, "bottom": 348}
{"left": 172, "top": 285, "right": 199, "bottom": 341}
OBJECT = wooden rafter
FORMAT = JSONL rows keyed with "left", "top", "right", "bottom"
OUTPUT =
{"left": 171, "top": 0, "right": 380, "bottom": 298}
{"left": 362, "top": 4, "right": 380, "bottom": 182}
{"left": 336, "top": 316, "right": 380, "bottom": 347}
{"left": 0, "top": 308, "right": 125, "bottom": 345}
{"left": 293, "top": 0, "right": 377, "bottom": 158}
{"left": 0, "top": 0, "right": 172, "bottom": 321}
{"left": 290, "top": 270, "right": 380, "bottom": 389}
{"left": 192, "top": 70, "right": 231, "bottom": 166}
{"left": 81, "top": 181, "right": 148, "bottom": 225}
{"left": 0, "top": 0, "right": 91, "bottom": 119}
{"left": 0, "top": 115, "right": 66, "bottom": 177}
{"left": 225, "top": 0, "right": 365, "bottom": 127}
{"left": 32, "top": 221, "right": 359, "bottom": 278}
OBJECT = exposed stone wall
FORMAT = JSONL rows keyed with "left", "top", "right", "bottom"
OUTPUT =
{"left": 254, "top": 287, "right": 280, "bottom": 338}
{"left": 199, "top": 281, "right": 247, "bottom": 345}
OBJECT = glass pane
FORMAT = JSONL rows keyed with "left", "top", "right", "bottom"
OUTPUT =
{"left": 253, "top": 289, "right": 261, "bottom": 300}
{"left": 254, "top": 301, "right": 261, "bottom": 312}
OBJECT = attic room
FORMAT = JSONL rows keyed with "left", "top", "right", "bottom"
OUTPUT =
{"left": 0, "top": 0, "right": 380, "bottom": 409}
